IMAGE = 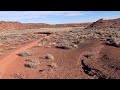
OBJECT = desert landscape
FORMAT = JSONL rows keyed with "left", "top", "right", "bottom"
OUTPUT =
{"left": 0, "top": 17, "right": 120, "bottom": 79}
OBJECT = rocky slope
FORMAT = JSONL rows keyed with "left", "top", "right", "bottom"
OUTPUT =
{"left": 86, "top": 18, "right": 120, "bottom": 29}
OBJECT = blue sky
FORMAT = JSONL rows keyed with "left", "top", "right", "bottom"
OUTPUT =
{"left": 0, "top": 11, "right": 120, "bottom": 24}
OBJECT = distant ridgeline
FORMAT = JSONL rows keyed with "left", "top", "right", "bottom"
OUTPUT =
{"left": 0, "top": 21, "right": 91, "bottom": 31}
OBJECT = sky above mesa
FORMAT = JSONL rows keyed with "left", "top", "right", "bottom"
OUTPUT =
{"left": 0, "top": 11, "right": 120, "bottom": 24}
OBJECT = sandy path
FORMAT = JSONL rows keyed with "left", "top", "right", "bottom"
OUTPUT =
{"left": 0, "top": 35, "right": 51, "bottom": 78}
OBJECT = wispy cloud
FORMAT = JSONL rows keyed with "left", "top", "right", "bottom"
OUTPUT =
{"left": 0, "top": 11, "right": 119, "bottom": 24}
{"left": 0, "top": 11, "right": 90, "bottom": 21}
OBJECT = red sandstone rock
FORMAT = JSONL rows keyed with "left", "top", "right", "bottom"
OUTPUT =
{"left": 86, "top": 18, "right": 120, "bottom": 29}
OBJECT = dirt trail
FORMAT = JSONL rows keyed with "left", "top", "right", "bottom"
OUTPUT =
{"left": 0, "top": 36, "right": 106, "bottom": 79}
{"left": 0, "top": 35, "right": 51, "bottom": 78}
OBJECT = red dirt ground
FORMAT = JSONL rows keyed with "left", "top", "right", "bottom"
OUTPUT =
{"left": 0, "top": 32, "right": 119, "bottom": 79}
{"left": 0, "top": 35, "right": 51, "bottom": 78}
{"left": 0, "top": 34, "right": 111, "bottom": 79}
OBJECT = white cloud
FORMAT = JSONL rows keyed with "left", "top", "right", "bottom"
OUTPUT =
{"left": 0, "top": 11, "right": 90, "bottom": 22}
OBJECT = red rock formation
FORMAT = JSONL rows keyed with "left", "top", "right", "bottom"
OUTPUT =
{"left": 86, "top": 18, "right": 120, "bottom": 29}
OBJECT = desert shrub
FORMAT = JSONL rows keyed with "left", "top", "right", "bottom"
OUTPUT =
{"left": 40, "top": 32, "right": 52, "bottom": 35}
{"left": 80, "top": 35, "right": 88, "bottom": 39}
{"left": 24, "top": 59, "right": 40, "bottom": 68}
{"left": 55, "top": 44, "right": 72, "bottom": 49}
{"left": 43, "top": 54, "right": 54, "bottom": 60}
{"left": 18, "top": 50, "right": 32, "bottom": 56}
{"left": 95, "top": 31, "right": 102, "bottom": 36}
{"left": 72, "top": 40, "right": 80, "bottom": 44}
{"left": 106, "top": 37, "right": 120, "bottom": 47}
{"left": 24, "top": 63, "right": 37, "bottom": 68}
{"left": 39, "top": 69, "right": 45, "bottom": 72}
{"left": 72, "top": 44, "right": 78, "bottom": 48}
{"left": 83, "top": 53, "right": 94, "bottom": 59}
{"left": 25, "top": 58, "right": 40, "bottom": 64}
{"left": 47, "top": 63, "right": 57, "bottom": 68}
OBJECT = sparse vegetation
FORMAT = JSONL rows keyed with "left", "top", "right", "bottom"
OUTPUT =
{"left": 42, "top": 54, "right": 54, "bottom": 60}
{"left": 83, "top": 53, "right": 94, "bottom": 59}
{"left": 55, "top": 45, "right": 72, "bottom": 49}
{"left": 24, "top": 59, "right": 40, "bottom": 68}
{"left": 47, "top": 63, "right": 57, "bottom": 68}
{"left": 39, "top": 69, "right": 45, "bottom": 72}
{"left": 25, "top": 58, "right": 40, "bottom": 63}
{"left": 106, "top": 37, "right": 120, "bottom": 47}
{"left": 18, "top": 50, "right": 32, "bottom": 56}
{"left": 24, "top": 63, "right": 37, "bottom": 68}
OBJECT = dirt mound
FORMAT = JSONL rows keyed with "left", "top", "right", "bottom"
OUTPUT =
{"left": 86, "top": 18, "right": 120, "bottom": 29}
